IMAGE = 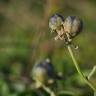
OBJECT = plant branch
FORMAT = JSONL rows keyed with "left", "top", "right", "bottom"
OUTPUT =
{"left": 58, "top": 90, "right": 77, "bottom": 96}
{"left": 42, "top": 84, "right": 56, "bottom": 96}
{"left": 67, "top": 45, "right": 96, "bottom": 91}
{"left": 88, "top": 65, "right": 96, "bottom": 80}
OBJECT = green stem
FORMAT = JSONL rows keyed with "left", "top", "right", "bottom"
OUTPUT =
{"left": 67, "top": 45, "right": 96, "bottom": 91}
{"left": 58, "top": 90, "right": 77, "bottom": 96}
{"left": 36, "top": 80, "right": 56, "bottom": 96}
{"left": 88, "top": 65, "right": 96, "bottom": 80}
{"left": 42, "top": 85, "right": 56, "bottom": 96}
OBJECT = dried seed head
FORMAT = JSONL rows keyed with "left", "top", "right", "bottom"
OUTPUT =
{"left": 32, "top": 59, "right": 56, "bottom": 86}
{"left": 32, "top": 67, "right": 48, "bottom": 85}
{"left": 49, "top": 14, "right": 64, "bottom": 32}
{"left": 49, "top": 14, "right": 83, "bottom": 45}
{"left": 64, "top": 16, "right": 83, "bottom": 37}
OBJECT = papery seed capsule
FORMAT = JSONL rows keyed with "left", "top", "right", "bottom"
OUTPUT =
{"left": 32, "top": 58, "right": 56, "bottom": 87}
{"left": 33, "top": 66, "right": 48, "bottom": 84}
{"left": 64, "top": 16, "right": 83, "bottom": 37}
{"left": 49, "top": 14, "right": 64, "bottom": 32}
{"left": 32, "top": 63, "right": 48, "bottom": 85}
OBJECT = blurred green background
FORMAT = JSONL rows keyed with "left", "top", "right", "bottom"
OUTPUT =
{"left": 0, "top": 0, "right": 96, "bottom": 96}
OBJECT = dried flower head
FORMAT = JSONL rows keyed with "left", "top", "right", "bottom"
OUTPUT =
{"left": 49, "top": 14, "right": 64, "bottom": 32}
{"left": 32, "top": 58, "right": 56, "bottom": 88}
{"left": 63, "top": 16, "right": 82, "bottom": 38}
{"left": 49, "top": 14, "right": 83, "bottom": 44}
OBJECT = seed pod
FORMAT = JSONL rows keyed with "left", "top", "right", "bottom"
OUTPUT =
{"left": 49, "top": 14, "right": 64, "bottom": 32}
{"left": 32, "top": 59, "right": 56, "bottom": 87}
{"left": 64, "top": 16, "right": 83, "bottom": 37}
{"left": 32, "top": 66, "right": 48, "bottom": 85}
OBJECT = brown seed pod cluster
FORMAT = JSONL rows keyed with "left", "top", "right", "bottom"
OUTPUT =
{"left": 49, "top": 14, "right": 83, "bottom": 44}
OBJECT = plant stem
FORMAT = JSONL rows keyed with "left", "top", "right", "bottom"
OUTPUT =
{"left": 88, "top": 65, "right": 96, "bottom": 80}
{"left": 42, "top": 85, "right": 56, "bottom": 96}
{"left": 58, "top": 90, "right": 77, "bottom": 96}
{"left": 67, "top": 45, "right": 96, "bottom": 91}
{"left": 35, "top": 80, "right": 56, "bottom": 96}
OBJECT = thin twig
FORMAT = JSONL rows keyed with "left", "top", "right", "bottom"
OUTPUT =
{"left": 58, "top": 90, "right": 77, "bottom": 96}
{"left": 67, "top": 45, "right": 96, "bottom": 91}
{"left": 36, "top": 80, "right": 56, "bottom": 96}
{"left": 42, "top": 85, "right": 56, "bottom": 96}
{"left": 88, "top": 66, "right": 96, "bottom": 80}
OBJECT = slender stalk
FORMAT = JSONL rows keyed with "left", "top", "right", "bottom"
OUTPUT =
{"left": 36, "top": 80, "right": 56, "bottom": 96}
{"left": 88, "top": 65, "right": 96, "bottom": 80}
{"left": 42, "top": 85, "right": 56, "bottom": 96}
{"left": 58, "top": 90, "right": 77, "bottom": 96}
{"left": 67, "top": 45, "right": 96, "bottom": 91}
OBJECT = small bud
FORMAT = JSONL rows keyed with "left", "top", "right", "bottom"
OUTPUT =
{"left": 64, "top": 16, "right": 83, "bottom": 38}
{"left": 49, "top": 14, "right": 64, "bottom": 32}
